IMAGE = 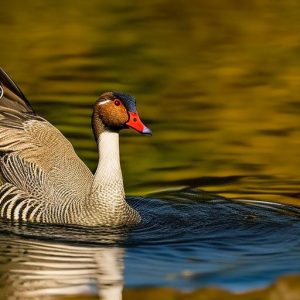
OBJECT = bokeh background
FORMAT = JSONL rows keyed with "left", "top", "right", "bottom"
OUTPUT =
{"left": 1, "top": 1, "right": 300, "bottom": 299}
{"left": 1, "top": 0, "right": 300, "bottom": 204}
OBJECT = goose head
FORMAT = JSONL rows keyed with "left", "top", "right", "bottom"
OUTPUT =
{"left": 92, "top": 91, "right": 152, "bottom": 138}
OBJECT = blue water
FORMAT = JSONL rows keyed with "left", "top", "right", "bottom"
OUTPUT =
{"left": 0, "top": 188, "right": 300, "bottom": 298}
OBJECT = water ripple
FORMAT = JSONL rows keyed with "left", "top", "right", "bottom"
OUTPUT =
{"left": 0, "top": 188, "right": 300, "bottom": 296}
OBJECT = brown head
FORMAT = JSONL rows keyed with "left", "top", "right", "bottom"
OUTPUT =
{"left": 92, "top": 91, "right": 152, "bottom": 139}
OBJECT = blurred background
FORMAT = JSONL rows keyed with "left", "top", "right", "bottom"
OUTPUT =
{"left": 1, "top": 1, "right": 300, "bottom": 299}
{"left": 1, "top": 0, "right": 300, "bottom": 203}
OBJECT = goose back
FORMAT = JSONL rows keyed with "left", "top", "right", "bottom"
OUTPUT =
{"left": 0, "top": 68, "right": 93, "bottom": 223}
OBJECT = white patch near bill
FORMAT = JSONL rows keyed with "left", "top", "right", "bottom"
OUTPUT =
{"left": 98, "top": 100, "right": 111, "bottom": 105}
{"left": 0, "top": 86, "right": 3, "bottom": 99}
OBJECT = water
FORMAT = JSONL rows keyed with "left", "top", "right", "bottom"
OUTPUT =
{"left": 0, "top": 190, "right": 300, "bottom": 299}
{"left": 1, "top": 0, "right": 300, "bottom": 298}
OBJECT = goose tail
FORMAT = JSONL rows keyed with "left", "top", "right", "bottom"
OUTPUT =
{"left": 0, "top": 67, "right": 34, "bottom": 114}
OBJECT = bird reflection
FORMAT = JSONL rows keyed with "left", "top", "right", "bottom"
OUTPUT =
{"left": 0, "top": 236, "right": 125, "bottom": 300}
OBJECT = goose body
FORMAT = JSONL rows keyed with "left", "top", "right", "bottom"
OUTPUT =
{"left": 0, "top": 68, "right": 151, "bottom": 226}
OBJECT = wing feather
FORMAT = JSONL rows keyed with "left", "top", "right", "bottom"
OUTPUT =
{"left": 0, "top": 67, "right": 34, "bottom": 113}
{"left": 0, "top": 68, "right": 93, "bottom": 214}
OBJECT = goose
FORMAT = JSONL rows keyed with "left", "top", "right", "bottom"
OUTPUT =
{"left": 0, "top": 68, "right": 151, "bottom": 226}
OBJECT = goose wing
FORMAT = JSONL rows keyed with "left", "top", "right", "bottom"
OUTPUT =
{"left": 0, "top": 68, "right": 93, "bottom": 221}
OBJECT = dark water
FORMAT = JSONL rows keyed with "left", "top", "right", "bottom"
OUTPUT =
{"left": 1, "top": 190, "right": 300, "bottom": 299}
{"left": 1, "top": 0, "right": 300, "bottom": 299}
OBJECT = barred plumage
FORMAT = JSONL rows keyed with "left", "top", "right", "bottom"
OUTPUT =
{"left": 0, "top": 67, "right": 144, "bottom": 226}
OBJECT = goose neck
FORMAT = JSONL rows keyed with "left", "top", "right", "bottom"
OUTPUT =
{"left": 93, "top": 131, "right": 125, "bottom": 200}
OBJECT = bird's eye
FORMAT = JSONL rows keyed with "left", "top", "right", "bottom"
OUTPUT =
{"left": 114, "top": 100, "right": 121, "bottom": 106}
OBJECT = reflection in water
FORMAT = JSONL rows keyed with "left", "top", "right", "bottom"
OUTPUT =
{"left": 0, "top": 190, "right": 299, "bottom": 298}
{"left": 0, "top": 238, "right": 124, "bottom": 300}
{"left": 0, "top": 0, "right": 300, "bottom": 203}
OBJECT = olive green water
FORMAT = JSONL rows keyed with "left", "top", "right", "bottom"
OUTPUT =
{"left": 0, "top": 0, "right": 300, "bottom": 299}
{"left": 2, "top": 0, "right": 300, "bottom": 203}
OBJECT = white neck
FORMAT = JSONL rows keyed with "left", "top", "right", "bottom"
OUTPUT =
{"left": 91, "top": 131, "right": 125, "bottom": 204}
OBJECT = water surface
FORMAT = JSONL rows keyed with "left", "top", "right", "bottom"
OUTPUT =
{"left": 1, "top": 189, "right": 300, "bottom": 299}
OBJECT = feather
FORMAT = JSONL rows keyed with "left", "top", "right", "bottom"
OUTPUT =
{"left": 0, "top": 68, "right": 93, "bottom": 224}
{"left": 0, "top": 67, "right": 34, "bottom": 113}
